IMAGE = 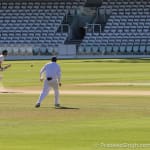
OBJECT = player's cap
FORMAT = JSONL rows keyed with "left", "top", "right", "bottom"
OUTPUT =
{"left": 51, "top": 56, "right": 57, "bottom": 62}
{"left": 2, "top": 50, "right": 8, "bottom": 55}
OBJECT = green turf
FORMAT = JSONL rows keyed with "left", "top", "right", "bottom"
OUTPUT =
{"left": 0, "top": 94, "right": 150, "bottom": 150}
{"left": 1, "top": 59, "right": 150, "bottom": 150}
{"left": 2, "top": 59, "right": 150, "bottom": 91}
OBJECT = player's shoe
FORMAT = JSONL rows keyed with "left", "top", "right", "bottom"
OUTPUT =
{"left": 35, "top": 103, "right": 40, "bottom": 108}
{"left": 55, "top": 104, "right": 61, "bottom": 108}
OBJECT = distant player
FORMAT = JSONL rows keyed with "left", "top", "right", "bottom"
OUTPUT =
{"left": 35, "top": 56, "right": 62, "bottom": 108}
{"left": 0, "top": 50, "right": 11, "bottom": 71}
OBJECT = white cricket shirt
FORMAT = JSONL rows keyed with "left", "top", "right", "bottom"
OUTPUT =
{"left": 0, "top": 54, "right": 4, "bottom": 62}
{"left": 40, "top": 62, "right": 61, "bottom": 82}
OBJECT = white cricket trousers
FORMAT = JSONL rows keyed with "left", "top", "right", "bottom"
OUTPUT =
{"left": 37, "top": 79, "right": 59, "bottom": 105}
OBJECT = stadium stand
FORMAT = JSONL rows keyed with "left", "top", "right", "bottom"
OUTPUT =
{"left": 79, "top": 0, "right": 150, "bottom": 55}
{"left": 0, "top": 0, "right": 86, "bottom": 56}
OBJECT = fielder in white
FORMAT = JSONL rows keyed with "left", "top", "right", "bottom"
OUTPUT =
{"left": 35, "top": 56, "right": 61, "bottom": 108}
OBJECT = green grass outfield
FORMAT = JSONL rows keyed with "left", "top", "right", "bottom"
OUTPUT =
{"left": 1, "top": 59, "right": 150, "bottom": 150}
{"left": 2, "top": 58, "right": 150, "bottom": 90}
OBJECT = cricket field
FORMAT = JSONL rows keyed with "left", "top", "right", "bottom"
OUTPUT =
{"left": 0, "top": 59, "right": 150, "bottom": 150}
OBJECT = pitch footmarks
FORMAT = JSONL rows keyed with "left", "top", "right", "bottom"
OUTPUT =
{"left": 0, "top": 91, "right": 22, "bottom": 93}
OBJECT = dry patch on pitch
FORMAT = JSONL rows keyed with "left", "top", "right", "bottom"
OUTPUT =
{"left": 1, "top": 88, "right": 150, "bottom": 96}
{"left": 77, "top": 82, "right": 150, "bottom": 86}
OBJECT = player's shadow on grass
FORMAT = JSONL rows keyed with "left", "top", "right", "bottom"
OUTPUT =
{"left": 41, "top": 106, "right": 80, "bottom": 109}
{"left": 55, "top": 106, "right": 80, "bottom": 110}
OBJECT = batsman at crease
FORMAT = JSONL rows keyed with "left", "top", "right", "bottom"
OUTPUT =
{"left": 0, "top": 50, "right": 11, "bottom": 72}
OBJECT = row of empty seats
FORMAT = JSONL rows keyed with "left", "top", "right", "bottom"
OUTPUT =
{"left": 82, "top": 34, "right": 150, "bottom": 46}
{"left": 0, "top": 0, "right": 85, "bottom": 9}
{"left": 0, "top": 0, "right": 87, "bottom": 52}
{"left": 102, "top": 0, "right": 150, "bottom": 6}
{"left": 80, "top": 0, "right": 150, "bottom": 55}
{"left": 0, "top": 45, "right": 59, "bottom": 56}
{"left": 78, "top": 45, "right": 150, "bottom": 55}
{"left": 0, "top": 33, "right": 67, "bottom": 46}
